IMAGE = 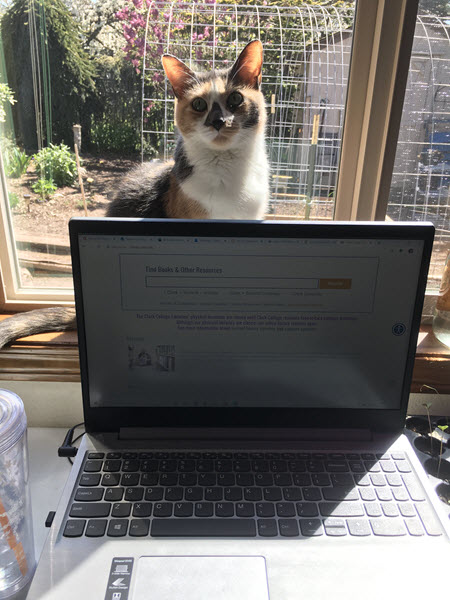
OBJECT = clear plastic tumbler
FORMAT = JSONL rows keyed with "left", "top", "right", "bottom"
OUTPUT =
{"left": 0, "top": 390, "right": 35, "bottom": 598}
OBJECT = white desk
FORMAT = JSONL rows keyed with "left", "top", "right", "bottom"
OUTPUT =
{"left": 28, "top": 428, "right": 72, "bottom": 560}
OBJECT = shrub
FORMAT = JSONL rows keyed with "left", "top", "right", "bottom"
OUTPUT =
{"left": 32, "top": 178, "right": 57, "bottom": 199}
{"left": 4, "top": 146, "right": 31, "bottom": 178}
{"left": 90, "top": 119, "right": 141, "bottom": 155}
{"left": 8, "top": 191, "right": 19, "bottom": 208}
{"left": 33, "top": 143, "right": 79, "bottom": 187}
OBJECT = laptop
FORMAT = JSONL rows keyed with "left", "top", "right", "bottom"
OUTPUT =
{"left": 28, "top": 218, "right": 450, "bottom": 600}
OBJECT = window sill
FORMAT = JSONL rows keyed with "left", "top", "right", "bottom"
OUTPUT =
{"left": 0, "top": 315, "right": 449, "bottom": 393}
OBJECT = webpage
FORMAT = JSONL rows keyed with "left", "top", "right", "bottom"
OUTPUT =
{"left": 78, "top": 235, "right": 424, "bottom": 410}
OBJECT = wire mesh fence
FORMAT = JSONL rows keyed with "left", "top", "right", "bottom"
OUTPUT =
{"left": 141, "top": 1, "right": 354, "bottom": 220}
{"left": 140, "top": 2, "right": 449, "bottom": 286}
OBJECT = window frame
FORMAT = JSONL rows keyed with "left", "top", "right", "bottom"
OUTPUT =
{"left": 0, "top": 0, "right": 427, "bottom": 312}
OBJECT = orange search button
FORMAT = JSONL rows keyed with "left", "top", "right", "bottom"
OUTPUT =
{"left": 319, "top": 278, "right": 352, "bottom": 290}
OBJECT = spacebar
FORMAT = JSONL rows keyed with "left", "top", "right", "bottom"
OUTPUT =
{"left": 151, "top": 519, "right": 257, "bottom": 537}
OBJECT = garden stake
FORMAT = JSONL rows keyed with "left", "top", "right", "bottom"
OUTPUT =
{"left": 74, "top": 143, "right": 87, "bottom": 217}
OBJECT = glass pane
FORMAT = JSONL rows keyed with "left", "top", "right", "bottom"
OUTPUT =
{"left": 0, "top": 0, "right": 355, "bottom": 295}
{"left": 387, "top": 1, "right": 450, "bottom": 290}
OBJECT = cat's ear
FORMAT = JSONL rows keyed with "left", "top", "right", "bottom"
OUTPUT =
{"left": 228, "top": 40, "right": 263, "bottom": 90}
{"left": 162, "top": 55, "right": 197, "bottom": 99}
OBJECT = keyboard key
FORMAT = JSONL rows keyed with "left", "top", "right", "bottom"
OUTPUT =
{"left": 145, "top": 488, "right": 164, "bottom": 501}
{"left": 359, "top": 488, "right": 377, "bottom": 502}
{"left": 370, "top": 519, "right": 407, "bottom": 536}
{"left": 129, "top": 519, "right": 150, "bottom": 537}
{"left": 236, "top": 503, "right": 255, "bottom": 517}
{"left": 263, "top": 488, "right": 282, "bottom": 502}
{"left": 88, "top": 452, "right": 104, "bottom": 460}
{"left": 376, "top": 488, "right": 392, "bottom": 502}
{"left": 224, "top": 487, "right": 242, "bottom": 501}
{"left": 141, "top": 473, "right": 158, "bottom": 486}
{"left": 101, "top": 473, "right": 120, "bottom": 487}
{"left": 70, "top": 503, "right": 110, "bottom": 518}
{"left": 121, "top": 473, "right": 140, "bottom": 486}
{"left": 205, "top": 488, "right": 222, "bottom": 501}
{"left": 365, "top": 502, "right": 382, "bottom": 517}
{"left": 279, "top": 519, "right": 299, "bottom": 537}
{"left": 303, "top": 487, "right": 321, "bottom": 502}
{"left": 185, "top": 487, "right": 203, "bottom": 501}
{"left": 79, "top": 473, "right": 101, "bottom": 486}
{"left": 244, "top": 488, "right": 262, "bottom": 502}
{"left": 106, "top": 452, "right": 121, "bottom": 459}
{"left": 382, "top": 504, "right": 399, "bottom": 517}
{"left": 84, "top": 460, "right": 102, "bottom": 473}
{"left": 103, "top": 460, "right": 121, "bottom": 472}
{"left": 236, "top": 474, "right": 254, "bottom": 486}
{"left": 256, "top": 502, "right": 275, "bottom": 518}
{"left": 107, "top": 519, "right": 128, "bottom": 537}
{"left": 296, "top": 502, "right": 319, "bottom": 517}
{"left": 319, "top": 502, "right": 364, "bottom": 517}
{"left": 215, "top": 502, "right": 234, "bottom": 517}
{"left": 347, "top": 519, "right": 371, "bottom": 536}
{"left": 165, "top": 487, "right": 183, "bottom": 501}
{"left": 133, "top": 503, "right": 152, "bottom": 517}
{"left": 152, "top": 519, "right": 257, "bottom": 537}
{"left": 255, "top": 473, "right": 273, "bottom": 486}
{"left": 153, "top": 503, "right": 173, "bottom": 517}
{"left": 322, "top": 488, "right": 358, "bottom": 501}
{"left": 399, "top": 502, "right": 416, "bottom": 518}
{"left": 104, "top": 487, "right": 124, "bottom": 502}
{"left": 276, "top": 503, "right": 296, "bottom": 518}
{"left": 85, "top": 519, "right": 107, "bottom": 537}
{"left": 293, "top": 474, "right": 311, "bottom": 487}
{"left": 122, "top": 460, "right": 140, "bottom": 472}
{"left": 404, "top": 518, "right": 425, "bottom": 536}
{"left": 174, "top": 502, "right": 194, "bottom": 517}
{"left": 274, "top": 473, "right": 292, "bottom": 486}
{"left": 392, "top": 488, "right": 409, "bottom": 502}
{"left": 112, "top": 503, "right": 131, "bottom": 518}
{"left": 324, "top": 518, "right": 347, "bottom": 537}
{"left": 195, "top": 502, "right": 213, "bottom": 517}
{"left": 402, "top": 475, "right": 426, "bottom": 501}
{"left": 125, "top": 488, "right": 144, "bottom": 502}
{"left": 74, "top": 488, "right": 104, "bottom": 502}
{"left": 198, "top": 473, "right": 216, "bottom": 486}
{"left": 331, "top": 474, "right": 353, "bottom": 487}
{"left": 160, "top": 473, "right": 178, "bottom": 486}
{"left": 63, "top": 519, "right": 86, "bottom": 537}
{"left": 218, "top": 474, "right": 235, "bottom": 487}
{"left": 415, "top": 504, "right": 443, "bottom": 536}
{"left": 299, "top": 519, "right": 323, "bottom": 536}
{"left": 311, "top": 474, "right": 330, "bottom": 487}
{"left": 179, "top": 474, "right": 197, "bottom": 486}
{"left": 283, "top": 487, "right": 302, "bottom": 501}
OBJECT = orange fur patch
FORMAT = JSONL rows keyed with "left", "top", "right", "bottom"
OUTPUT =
{"left": 165, "top": 175, "right": 210, "bottom": 218}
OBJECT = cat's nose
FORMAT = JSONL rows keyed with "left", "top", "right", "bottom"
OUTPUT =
{"left": 205, "top": 102, "right": 225, "bottom": 131}
{"left": 211, "top": 119, "right": 224, "bottom": 131}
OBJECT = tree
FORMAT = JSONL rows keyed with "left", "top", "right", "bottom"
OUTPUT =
{"left": 1, "top": 0, "right": 95, "bottom": 150}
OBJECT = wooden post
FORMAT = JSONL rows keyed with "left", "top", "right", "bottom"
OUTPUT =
{"left": 74, "top": 143, "right": 87, "bottom": 217}
{"left": 305, "top": 113, "right": 320, "bottom": 220}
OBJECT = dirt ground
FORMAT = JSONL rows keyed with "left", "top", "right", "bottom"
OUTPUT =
{"left": 8, "top": 155, "right": 140, "bottom": 247}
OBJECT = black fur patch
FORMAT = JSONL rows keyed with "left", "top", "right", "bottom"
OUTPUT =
{"left": 173, "top": 140, "right": 194, "bottom": 182}
{"left": 107, "top": 163, "right": 172, "bottom": 218}
{"left": 243, "top": 100, "right": 259, "bottom": 129}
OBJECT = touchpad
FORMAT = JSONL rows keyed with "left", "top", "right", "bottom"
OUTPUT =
{"left": 133, "top": 555, "right": 269, "bottom": 599}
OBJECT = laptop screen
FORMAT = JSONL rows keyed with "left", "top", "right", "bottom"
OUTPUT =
{"left": 70, "top": 219, "right": 433, "bottom": 432}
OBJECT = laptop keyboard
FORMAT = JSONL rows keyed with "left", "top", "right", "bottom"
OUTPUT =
{"left": 63, "top": 450, "right": 443, "bottom": 539}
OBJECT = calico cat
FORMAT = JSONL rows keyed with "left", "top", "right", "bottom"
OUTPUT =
{"left": 0, "top": 40, "right": 269, "bottom": 348}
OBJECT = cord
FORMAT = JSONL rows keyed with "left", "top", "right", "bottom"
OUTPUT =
{"left": 58, "top": 422, "right": 85, "bottom": 464}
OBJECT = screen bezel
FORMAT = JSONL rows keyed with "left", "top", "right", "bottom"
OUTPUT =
{"left": 69, "top": 218, "right": 434, "bottom": 434}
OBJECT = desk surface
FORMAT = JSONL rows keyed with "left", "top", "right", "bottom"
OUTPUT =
{"left": 28, "top": 428, "right": 72, "bottom": 560}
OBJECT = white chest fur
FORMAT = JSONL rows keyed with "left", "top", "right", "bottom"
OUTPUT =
{"left": 181, "top": 134, "right": 270, "bottom": 220}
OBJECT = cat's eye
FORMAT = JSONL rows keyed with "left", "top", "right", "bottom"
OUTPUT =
{"left": 192, "top": 98, "right": 207, "bottom": 112}
{"left": 227, "top": 91, "right": 244, "bottom": 109}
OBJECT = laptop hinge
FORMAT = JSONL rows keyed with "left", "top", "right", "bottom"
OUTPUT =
{"left": 119, "top": 427, "right": 373, "bottom": 442}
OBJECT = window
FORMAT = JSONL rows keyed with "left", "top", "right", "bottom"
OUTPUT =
{"left": 1, "top": 0, "right": 447, "bottom": 312}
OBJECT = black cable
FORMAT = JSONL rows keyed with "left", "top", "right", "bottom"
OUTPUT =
{"left": 58, "top": 422, "right": 85, "bottom": 460}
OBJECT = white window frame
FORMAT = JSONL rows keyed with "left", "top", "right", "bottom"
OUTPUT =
{"left": 0, "top": 0, "right": 422, "bottom": 311}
